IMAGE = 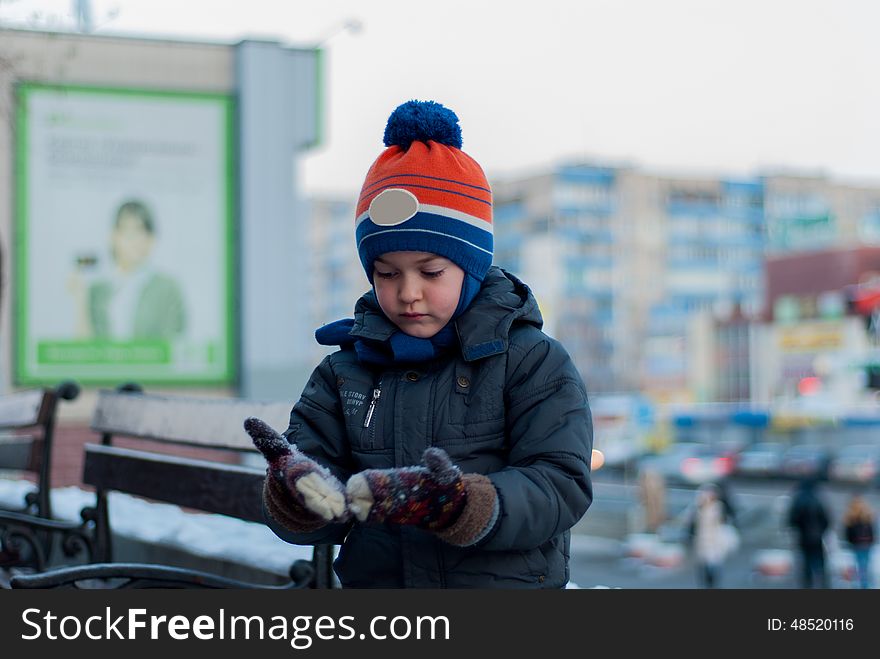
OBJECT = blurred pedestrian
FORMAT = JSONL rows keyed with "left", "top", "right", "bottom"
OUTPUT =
{"left": 688, "top": 483, "right": 739, "bottom": 588}
{"left": 716, "top": 478, "right": 739, "bottom": 529}
{"left": 842, "top": 494, "right": 875, "bottom": 589}
{"left": 787, "top": 477, "right": 830, "bottom": 588}
{"left": 638, "top": 467, "right": 666, "bottom": 533}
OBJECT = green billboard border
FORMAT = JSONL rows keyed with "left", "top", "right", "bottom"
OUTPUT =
{"left": 13, "top": 82, "right": 237, "bottom": 387}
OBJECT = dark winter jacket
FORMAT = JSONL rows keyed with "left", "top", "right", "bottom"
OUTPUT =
{"left": 265, "top": 267, "right": 594, "bottom": 588}
{"left": 845, "top": 520, "right": 875, "bottom": 548}
{"left": 788, "top": 481, "right": 830, "bottom": 549}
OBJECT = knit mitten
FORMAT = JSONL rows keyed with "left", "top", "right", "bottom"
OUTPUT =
{"left": 245, "top": 417, "right": 350, "bottom": 532}
{"left": 346, "top": 447, "right": 500, "bottom": 546}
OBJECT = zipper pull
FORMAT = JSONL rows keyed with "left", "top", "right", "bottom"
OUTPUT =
{"left": 363, "top": 387, "right": 382, "bottom": 428}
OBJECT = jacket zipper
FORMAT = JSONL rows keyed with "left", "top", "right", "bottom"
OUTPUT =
{"left": 364, "top": 385, "right": 382, "bottom": 428}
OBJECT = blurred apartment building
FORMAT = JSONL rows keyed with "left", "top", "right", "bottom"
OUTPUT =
{"left": 491, "top": 164, "right": 765, "bottom": 401}
{"left": 306, "top": 167, "right": 880, "bottom": 407}
{"left": 306, "top": 197, "right": 370, "bottom": 364}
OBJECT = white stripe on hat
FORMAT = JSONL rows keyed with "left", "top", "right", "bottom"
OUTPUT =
{"left": 355, "top": 204, "right": 493, "bottom": 234}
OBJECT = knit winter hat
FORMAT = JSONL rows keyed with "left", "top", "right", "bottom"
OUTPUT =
{"left": 355, "top": 100, "right": 494, "bottom": 284}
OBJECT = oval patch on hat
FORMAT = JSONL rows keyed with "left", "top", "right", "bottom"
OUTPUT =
{"left": 369, "top": 188, "right": 419, "bottom": 226}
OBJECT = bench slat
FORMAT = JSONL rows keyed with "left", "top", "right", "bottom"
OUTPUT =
{"left": 0, "top": 434, "right": 38, "bottom": 471}
{"left": 90, "top": 391, "right": 292, "bottom": 451}
{"left": 0, "top": 390, "right": 48, "bottom": 428}
{"left": 82, "top": 444, "right": 266, "bottom": 522}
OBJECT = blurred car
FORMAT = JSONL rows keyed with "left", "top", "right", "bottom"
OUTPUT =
{"left": 780, "top": 443, "right": 834, "bottom": 480}
{"left": 734, "top": 442, "right": 786, "bottom": 478}
{"left": 829, "top": 444, "right": 880, "bottom": 484}
{"left": 590, "top": 393, "right": 654, "bottom": 470}
{"left": 637, "top": 442, "right": 736, "bottom": 486}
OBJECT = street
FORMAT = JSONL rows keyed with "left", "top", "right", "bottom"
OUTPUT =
{"left": 568, "top": 471, "right": 880, "bottom": 589}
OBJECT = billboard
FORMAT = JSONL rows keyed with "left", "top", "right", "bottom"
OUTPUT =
{"left": 15, "top": 83, "right": 234, "bottom": 385}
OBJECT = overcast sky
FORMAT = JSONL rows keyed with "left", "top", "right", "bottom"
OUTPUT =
{"left": 3, "top": 0, "right": 880, "bottom": 196}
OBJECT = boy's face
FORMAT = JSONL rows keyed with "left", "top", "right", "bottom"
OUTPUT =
{"left": 373, "top": 251, "right": 465, "bottom": 338}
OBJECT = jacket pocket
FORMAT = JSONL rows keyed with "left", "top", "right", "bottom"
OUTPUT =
{"left": 338, "top": 371, "right": 391, "bottom": 452}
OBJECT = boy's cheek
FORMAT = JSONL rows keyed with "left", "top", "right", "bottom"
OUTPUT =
{"left": 373, "top": 298, "right": 406, "bottom": 332}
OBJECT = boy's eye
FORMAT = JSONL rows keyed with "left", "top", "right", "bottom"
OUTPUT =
{"left": 422, "top": 269, "right": 445, "bottom": 278}
{"left": 374, "top": 270, "right": 396, "bottom": 279}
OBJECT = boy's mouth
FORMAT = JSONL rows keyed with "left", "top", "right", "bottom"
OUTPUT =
{"left": 400, "top": 313, "right": 427, "bottom": 319}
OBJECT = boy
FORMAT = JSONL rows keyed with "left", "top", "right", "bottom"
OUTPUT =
{"left": 247, "top": 100, "right": 594, "bottom": 588}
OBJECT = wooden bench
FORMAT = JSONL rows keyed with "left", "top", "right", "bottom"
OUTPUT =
{"left": 9, "top": 386, "right": 335, "bottom": 589}
{"left": 0, "top": 381, "right": 83, "bottom": 574}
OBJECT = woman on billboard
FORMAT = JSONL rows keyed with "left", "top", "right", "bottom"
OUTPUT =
{"left": 70, "top": 199, "right": 186, "bottom": 340}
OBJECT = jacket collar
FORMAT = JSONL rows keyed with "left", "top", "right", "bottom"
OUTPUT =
{"left": 349, "top": 266, "right": 543, "bottom": 362}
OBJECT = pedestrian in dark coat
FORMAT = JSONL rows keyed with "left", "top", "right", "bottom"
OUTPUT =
{"left": 788, "top": 477, "right": 831, "bottom": 588}
{"left": 246, "top": 100, "right": 594, "bottom": 588}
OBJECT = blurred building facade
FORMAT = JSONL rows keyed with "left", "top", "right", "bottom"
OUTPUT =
{"left": 765, "top": 174, "right": 880, "bottom": 253}
{"left": 491, "top": 165, "right": 765, "bottom": 401}
{"left": 748, "top": 247, "right": 880, "bottom": 408}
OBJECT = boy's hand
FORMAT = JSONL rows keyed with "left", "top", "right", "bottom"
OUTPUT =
{"left": 346, "top": 447, "right": 467, "bottom": 531}
{"left": 591, "top": 449, "right": 605, "bottom": 471}
{"left": 245, "top": 417, "right": 350, "bottom": 523}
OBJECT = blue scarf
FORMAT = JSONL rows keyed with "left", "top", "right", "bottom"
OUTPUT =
{"left": 314, "top": 272, "right": 481, "bottom": 366}
{"left": 315, "top": 318, "right": 457, "bottom": 365}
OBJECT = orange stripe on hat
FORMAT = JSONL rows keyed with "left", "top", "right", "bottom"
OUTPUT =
{"left": 357, "top": 142, "right": 492, "bottom": 221}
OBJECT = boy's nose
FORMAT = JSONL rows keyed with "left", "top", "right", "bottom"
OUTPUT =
{"left": 398, "top": 276, "right": 422, "bottom": 303}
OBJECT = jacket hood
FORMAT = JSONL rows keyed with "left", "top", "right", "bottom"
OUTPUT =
{"left": 349, "top": 266, "right": 543, "bottom": 362}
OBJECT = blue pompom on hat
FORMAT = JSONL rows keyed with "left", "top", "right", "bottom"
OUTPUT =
{"left": 382, "top": 100, "right": 463, "bottom": 150}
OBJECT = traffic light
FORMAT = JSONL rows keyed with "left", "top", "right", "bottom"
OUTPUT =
{"left": 797, "top": 376, "right": 822, "bottom": 396}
